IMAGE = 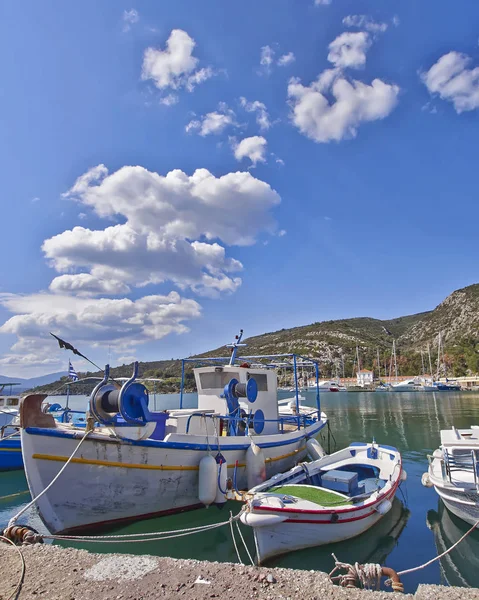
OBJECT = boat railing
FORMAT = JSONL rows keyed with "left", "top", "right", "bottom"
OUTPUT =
{"left": 439, "top": 449, "right": 479, "bottom": 488}
{"left": 184, "top": 410, "right": 319, "bottom": 435}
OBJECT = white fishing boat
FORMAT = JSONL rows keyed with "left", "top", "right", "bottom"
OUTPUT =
{"left": 308, "top": 380, "right": 345, "bottom": 392}
{"left": 391, "top": 378, "right": 424, "bottom": 392}
{"left": 240, "top": 439, "right": 405, "bottom": 563}
{"left": 423, "top": 426, "right": 479, "bottom": 527}
{"left": 0, "top": 383, "right": 21, "bottom": 429}
{"left": 19, "top": 331, "right": 327, "bottom": 534}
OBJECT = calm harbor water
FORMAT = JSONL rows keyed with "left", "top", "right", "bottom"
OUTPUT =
{"left": 2, "top": 391, "right": 479, "bottom": 591}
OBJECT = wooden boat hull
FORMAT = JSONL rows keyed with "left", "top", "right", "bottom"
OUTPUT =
{"left": 21, "top": 418, "right": 327, "bottom": 533}
{"left": 247, "top": 485, "right": 399, "bottom": 563}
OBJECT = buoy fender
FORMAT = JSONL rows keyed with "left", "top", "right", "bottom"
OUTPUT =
{"left": 307, "top": 438, "right": 326, "bottom": 461}
{"left": 246, "top": 440, "right": 266, "bottom": 490}
{"left": 240, "top": 512, "right": 288, "bottom": 527}
{"left": 199, "top": 455, "right": 217, "bottom": 506}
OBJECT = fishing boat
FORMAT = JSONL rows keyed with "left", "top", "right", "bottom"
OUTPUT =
{"left": 240, "top": 439, "right": 405, "bottom": 563}
{"left": 0, "top": 383, "right": 21, "bottom": 429}
{"left": 422, "top": 426, "right": 479, "bottom": 527}
{"left": 19, "top": 331, "right": 328, "bottom": 534}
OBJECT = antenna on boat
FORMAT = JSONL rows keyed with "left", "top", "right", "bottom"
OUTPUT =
{"left": 226, "top": 329, "right": 246, "bottom": 366}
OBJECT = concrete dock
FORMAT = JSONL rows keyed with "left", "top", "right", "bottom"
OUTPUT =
{"left": 1, "top": 545, "right": 478, "bottom": 599}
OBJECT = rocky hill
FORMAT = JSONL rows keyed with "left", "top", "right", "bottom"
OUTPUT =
{"left": 29, "top": 283, "right": 479, "bottom": 394}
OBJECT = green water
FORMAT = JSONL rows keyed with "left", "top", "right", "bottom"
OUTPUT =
{"left": 2, "top": 391, "right": 479, "bottom": 591}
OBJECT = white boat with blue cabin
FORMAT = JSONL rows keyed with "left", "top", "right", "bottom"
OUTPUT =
{"left": 19, "top": 331, "right": 328, "bottom": 534}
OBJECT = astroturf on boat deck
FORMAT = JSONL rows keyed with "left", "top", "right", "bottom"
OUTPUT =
{"left": 271, "top": 485, "right": 352, "bottom": 506}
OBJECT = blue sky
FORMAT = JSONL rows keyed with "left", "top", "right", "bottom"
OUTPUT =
{"left": 1, "top": 0, "right": 478, "bottom": 377}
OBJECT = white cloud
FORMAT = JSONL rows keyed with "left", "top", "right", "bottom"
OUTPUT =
{"left": 49, "top": 274, "right": 131, "bottom": 296}
{"left": 31, "top": 197, "right": 40, "bottom": 203}
{"left": 123, "top": 9, "right": 139, "bottom": 32}
{"left": 260, "top": 45, "right": 275, "bottom": 72}
{"left": 160, "top": 94, "right": 179, "bottom": 107}
{"left": 421, "top": 51, "right": 479, "bottom": 113}
{"left": 0, "top": 291, "right": 202, "bottom": 349}
{"left": 288, "top": 69, "right": 400, "bottom": 143}
{"left": 141, "top": 29, "right": 214, "bottom": 100}
{"left": 342, "top": 15, "right": 388, "bottom": 34}
{"left": 239, "top": 97, "right": 271, "bottom": 131}
{"left": 392, "top": 15, "right": 400, "bottom": 27}
{"left": 278, "top": 52, "right": 296, "bottom": 67}
{"left": 0, "top": 164, "right": 281, "bottom": 371}
{"left": 61, "top": 165, "right": 279, "bottom": 246}
{"left": 186, "top": 105, "right": 237, "bottom": 136}
{"left": 78, "top": 212, "right": 87, "bottom": 220}
{"left": 314, "top": 0, "right": 332, "bottom": 5}
{"left": 328, "top": 32, "right": 371, "bottom": 69}
{"left": 233, "top": 136, "right": 268, "bottom": 166}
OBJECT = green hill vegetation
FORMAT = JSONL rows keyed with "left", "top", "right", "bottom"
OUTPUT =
{"left": 30, "top": 283, "right": 479, "bottom": 395}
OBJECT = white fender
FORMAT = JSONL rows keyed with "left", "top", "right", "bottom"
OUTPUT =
{"left": 199, "top": 454, "right": 217, "bottom": 507}
{"left": 246, "top": 439, "right": 266, "bottom": 490}
{"left": 215, "top": 459, "right": 228, "bottom": 506}
{"left": 375, "top": 499, "right": 392, "bottom": 515}
{"left": 307, "top": 438, "right": 326, "bottom": 461}
{"left": 421, "top": 472, "right": 433, "bottom": 488}
{"left": 400, "top": 469, "right": 407, "bottom": 482}
{"left": 240, "top": 511, "right": 288, "bottom": 528}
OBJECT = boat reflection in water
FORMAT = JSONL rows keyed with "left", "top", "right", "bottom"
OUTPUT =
{"left": 427, "top": 500, "right": 479, "bottom": 588}
{"left": 265, "top": 498, "right": 410, "bottom": 572}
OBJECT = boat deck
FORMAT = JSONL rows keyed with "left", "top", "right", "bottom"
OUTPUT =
{"left": 271, "top": 484, "right": 352, "bottom": 506}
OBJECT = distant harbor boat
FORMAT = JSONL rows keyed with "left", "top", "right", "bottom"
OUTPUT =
{"left": 19, "top": 330, "right": 327, "bottom": 534}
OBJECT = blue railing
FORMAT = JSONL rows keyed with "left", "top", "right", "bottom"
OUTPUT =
{"left": 184, "top": 409, "right": 319, "bottom": 435}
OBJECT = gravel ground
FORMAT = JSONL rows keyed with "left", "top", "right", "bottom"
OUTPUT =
{"left": 1, "top": 545, "right": 479, "bottom": 600}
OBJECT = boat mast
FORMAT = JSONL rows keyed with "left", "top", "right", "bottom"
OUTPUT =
{"left": 227, "top": 329, "right": 246, "bottom": 366}
{"left": 377, "top": 348, "right": 381, "bottom": 381}
{"left": 392, "top": 340, "right": 398, "bottom": 382}
{"left": 428, "top": 343, "right": 434, "bottom": 382}
{"left": 436, "top": 333, "right": 442, "bottom": 381}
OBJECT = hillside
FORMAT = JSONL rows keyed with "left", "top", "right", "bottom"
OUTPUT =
{"left": 28, "top": 283, "right": 479, "bottom": 394}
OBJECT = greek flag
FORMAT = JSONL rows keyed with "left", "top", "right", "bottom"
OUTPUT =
{"left": 68, "top": 360, "right": 79, "bottom": 382}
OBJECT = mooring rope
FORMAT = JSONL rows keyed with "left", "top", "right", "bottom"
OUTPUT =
{"left": 42, "top": 519, "right": 234, "bottom": 543}
{"left": 396, "top": 516, "right": 479, "bottom": 576}
{"left": 0, "top": 430, "right": 20, "bottom": 442}
{"left": 0, "top": 535, "right": 26, "bottom": 600}
{"left": 7, "top": 429, "right": 91, "bottom": 528}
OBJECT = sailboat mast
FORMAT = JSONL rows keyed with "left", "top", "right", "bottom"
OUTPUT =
{"left": 428, "top": 343, "right": 434, "bottom": 381}
{"left": 377, "top": 348, "right": 381, "bottom": 380}
{"left": 393, "top": 340, "right": 398, "bottom": 382}
{"left": 436, "top": 333, "right": 442, "bottom": 381}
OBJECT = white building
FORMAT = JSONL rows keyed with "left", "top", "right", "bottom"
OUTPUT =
{"left": 357, "top": 369, "right": 374, "bottom": 387}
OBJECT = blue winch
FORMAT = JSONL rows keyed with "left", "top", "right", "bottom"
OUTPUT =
{"left": 89, "top": 363, "right": 167, "bottom": 439}
{"left": 222, "top": 377, "right": 258, "bottom": 435}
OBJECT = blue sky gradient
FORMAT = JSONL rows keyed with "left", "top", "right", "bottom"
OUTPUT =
{"left": 1, "top": 1, "right": 478, "bottom": 376}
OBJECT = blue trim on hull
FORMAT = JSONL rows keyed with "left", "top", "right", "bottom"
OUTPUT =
{"left": 24, "top": 420, "right": 327, "bottom": 451}
{"left": 0, "top": 438, "right": 23, "bottom": 471}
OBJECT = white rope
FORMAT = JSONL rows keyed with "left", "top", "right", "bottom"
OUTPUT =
{"left": 0, "top": 535, "right": 26, "bottom": 600}
{"left": 43, "top": 519, "right": 232, "bottom": 542}
{"left": 46, "top": 521, "right": 231, "bottom": 544}
{"left": 397, "top": 516, "right": 479, "bottom": 576}
{"left": 235, "top": 519, "right": 254, "bottom": 565}
{"left": 355, "top": 562, "right": 382, "bottom": 589}
{"left": 8, "top": 429, "right": 91, "bottom": 527}
{"left": 230, "top": 511, "right": 244, "bottom": 565}
{"left": 0, "top": 429, "right": 20, "bottom": 441}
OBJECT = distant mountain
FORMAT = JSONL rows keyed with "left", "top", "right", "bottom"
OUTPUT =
{"left": 28, "top": 283, "right": 479, "bottom": 394}
{"left": 0, "top": 371, "right": 66, "bottom": 391}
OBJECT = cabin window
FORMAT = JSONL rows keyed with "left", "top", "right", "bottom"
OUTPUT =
{"left": 248, "top": 373, "right": 268, "bottom": 392}
{"left": 199, "top": 371, "right": 241, "bottom": 390}
{"left": 0, "top": 399, "right": 4, "bottom": 406}
{"left": 7, "top": 398, "right": 19, "bottom": 406}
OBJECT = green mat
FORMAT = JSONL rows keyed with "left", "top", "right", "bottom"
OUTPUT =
{"left": 271, "top": 484, "right": 352, "bottom": 507}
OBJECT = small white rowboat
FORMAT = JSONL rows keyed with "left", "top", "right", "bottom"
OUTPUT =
{"left": 240, "top": 440, "right": 406, "bottom": 564}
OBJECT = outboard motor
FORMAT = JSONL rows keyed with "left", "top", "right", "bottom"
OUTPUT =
{"left": 89, "top": 363, "right": 167, "bottom": 440}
